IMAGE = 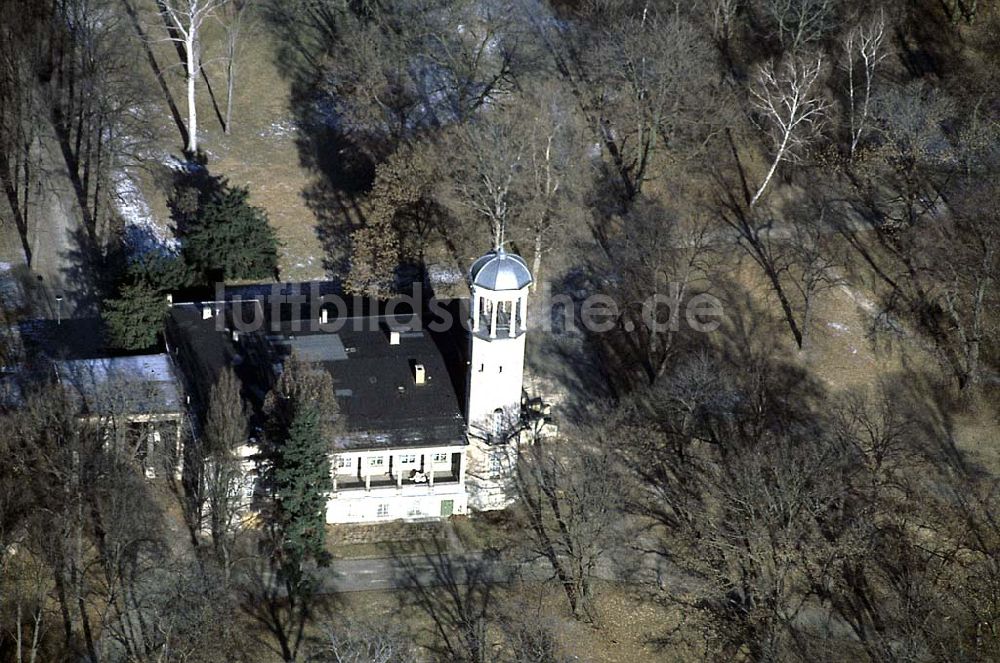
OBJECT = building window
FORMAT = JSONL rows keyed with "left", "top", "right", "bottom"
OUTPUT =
{"left": 399, "top": 454, "right": 416, "bottom": 464}
{"left": 369, "top": 456, "right": 384, "bottom": 467}
{"left": 336, "top": 456, "right": 353, "bottom": 469}
{"left": 432, "top": 453, "right": 448, "bottom": 463}
{"left": 377, "top": 503, "right": 389, "bottom": 518}
{"left": 243, "top": 475, "right": 255, "bottom": 499}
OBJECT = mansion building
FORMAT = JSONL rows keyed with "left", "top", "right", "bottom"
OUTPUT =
{"left": 165, "top": 248, "right": 547, "bottom": 524}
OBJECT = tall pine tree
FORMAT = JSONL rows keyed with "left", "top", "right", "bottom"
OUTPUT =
{"left": 262, "top": 354, "right": 339, "bottom": 577}
{"left": 274, "top": 402, "right": 331, "bottom": 567}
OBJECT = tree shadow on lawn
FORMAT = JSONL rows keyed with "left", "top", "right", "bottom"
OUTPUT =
{"left": 295, "top": 112, "right": 374, "bottom": 277}
{"left": 259, "top": 5, "right": 376, "bottom": 278}
{"left": 60, "top": 224, "right": 125, "bottom": 318}
{"left": 387, "top": 535, "right": 509, "bottom": 662}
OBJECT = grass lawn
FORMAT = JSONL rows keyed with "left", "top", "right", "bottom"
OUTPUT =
{"left": 133, "top": 1, "right": 334, "bottom": 282}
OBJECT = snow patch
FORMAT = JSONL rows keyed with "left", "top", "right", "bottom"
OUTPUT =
{"left": 258, "top": 120, "right": 297, "bottom": 139}
{"left": 113, "top": 168, "right": 179, "bottom": 257}
{"left": 428, "top": 264, "right": 462, "bottom": 285}
{"left": 293, "top": 256, "right": 318, "bottom": 270}
{"left": 161, "top": 154, "right": 205, "bottom": 174}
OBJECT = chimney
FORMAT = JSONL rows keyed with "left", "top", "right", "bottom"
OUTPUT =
{"left": 414, "top": 363, "right": 426, "bottom": 385}
{"left": 389, "top": 330, "right": 400, "bottom": 345}
{"left": 201, "top": 305, "right": 213, "bottom": 320}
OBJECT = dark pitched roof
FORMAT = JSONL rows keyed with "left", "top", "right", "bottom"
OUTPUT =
{"left": 303, "top": 321, "right": 466, "bottom": 451}
{"left": 166, "top": 286, "right": 470, "bottom": 452}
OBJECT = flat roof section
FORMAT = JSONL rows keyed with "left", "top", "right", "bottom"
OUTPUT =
{"left": 55, "top": 354, "right": 184, "bottom": 416}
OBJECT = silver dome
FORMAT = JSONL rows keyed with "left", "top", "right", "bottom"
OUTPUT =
{"left": 469, "top": 248, "right": 533, "bottom": 291}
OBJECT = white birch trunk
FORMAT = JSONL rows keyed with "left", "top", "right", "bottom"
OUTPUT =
{"left": 186, "top": 33, "right": 198, "bottom": 153}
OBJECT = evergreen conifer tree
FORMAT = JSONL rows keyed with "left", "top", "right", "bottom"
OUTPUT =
{"left": 274, "top": 402, "right": 331, "bottom": 567}
{"left": 183, "top": 184, "right": 279, "bottom": 282}
{"left": 103, "top": 281, "right": 166, "bottom": 350}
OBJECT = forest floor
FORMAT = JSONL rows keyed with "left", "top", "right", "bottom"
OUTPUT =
{"left": 241, "top": 580, "right": 697, "bottom": 663}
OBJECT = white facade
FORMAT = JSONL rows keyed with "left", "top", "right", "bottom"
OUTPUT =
{"left": 464, "top": 436, "right": 519, "bottom": 511}
{"left": 326, "top": 445, "right": 468, "bottom": 523}
{"left": 464, "top": 249, "right": 533, "bottom": 511}
{"left": 466, "top": 328, "right": 527, "bottom": 435}
{"left": 466, "top": 256, "right": 531, "bottom": 436}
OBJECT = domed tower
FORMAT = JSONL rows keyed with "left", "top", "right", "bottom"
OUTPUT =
{"left": 466, "top": 248, "right": 533, "bottom": 439}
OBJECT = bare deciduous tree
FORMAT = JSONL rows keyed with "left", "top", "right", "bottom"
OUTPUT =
{"left": 441, "top": 83, "right": 588, "bottom": 276}
{"left": 588, "top": 10, "right": 720, "bottom": 203}
{"left": 515, "top": 82, "right": 589, "bottom": 288}
{"left": 760, "top": 0, "right": 838, "bottom": 52}
{"left": 202, "top": 366, "right": 249, "bottom": 583}
{"left": 748, "top": 53, "right": 828, "bottom": 207}
{"left": 442, "top": 109, "right": 527, "bottom": 250}
{"left": 710, "top": 0, "right": 742, "bottom": 47}
{"left": 603, "top": 197, "right": 712, "bottom": 384}
{"left": 220, "top": 0, "right": 253, "bottom": 134}
{"left": 785, "top": 204, "right": 846, "bottom": 354}
{"left": 315, "top": 0, "right": 523, "bottom": 155}
{"left": 512, "top": 428, "right": 622, "bottom": 621}
{"left": 842, "top": 11, "right": 887, "bottom": 158}
{"left": 158, "top": 0, "right": 229, "bottom": 154}
{"left": 307, "top": 617, "right": 415, "bottom": 663}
